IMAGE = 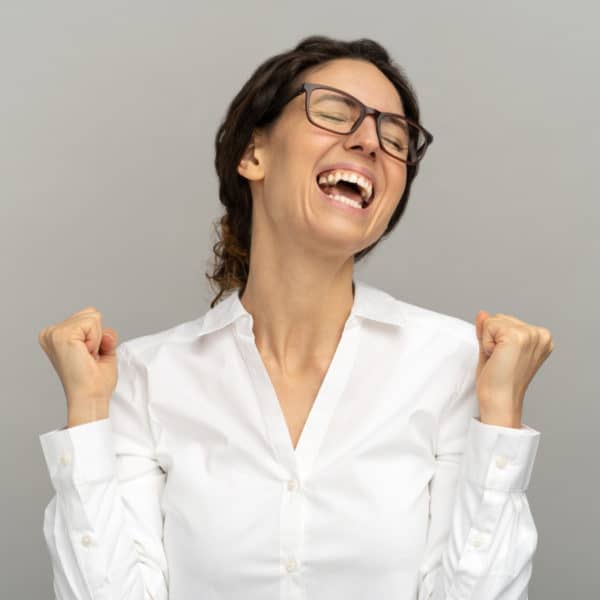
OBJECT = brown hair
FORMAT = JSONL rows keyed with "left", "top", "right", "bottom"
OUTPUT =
{"left": 205, "top": 35, "right": 425, "bottom": 308}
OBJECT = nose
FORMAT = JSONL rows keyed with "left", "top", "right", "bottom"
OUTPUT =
{"left": 343, "top": 114, "right": 380, "bottom": 158}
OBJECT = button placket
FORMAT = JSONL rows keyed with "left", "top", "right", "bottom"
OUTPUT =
{"left": 285, "top": 557, "right": 298, "bottom": 573}
{"left": 280, "top": 474, "right": 304, "bottom": 581}
{"left": 470, "top": 532, "right": 485, "bottom": 549}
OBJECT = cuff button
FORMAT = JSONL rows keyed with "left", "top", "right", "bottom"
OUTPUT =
{"left": 495, "top": 455, "right": 508, "bottom": 469}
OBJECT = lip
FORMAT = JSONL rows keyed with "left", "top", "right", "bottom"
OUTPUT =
{"left": 316, "top": 162, "right": 376, "bottom": 189}
{"left": 315, "top": 180, "right": 373, "bottom": 215}
{"left": 315, "top": 161, "right": 377, "bottom": 208}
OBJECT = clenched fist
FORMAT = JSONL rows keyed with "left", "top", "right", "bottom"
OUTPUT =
{"left": 38, "top": 307, "right": 119, "bottom": 427}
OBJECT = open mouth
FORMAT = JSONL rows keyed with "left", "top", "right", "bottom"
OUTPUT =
{"left": 316, "top": 169, "right": 375, "bottom": 210}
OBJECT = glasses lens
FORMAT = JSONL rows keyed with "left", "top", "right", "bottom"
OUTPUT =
{"left": 308, "top": 88, "right": 360, "bottom": 133}
{"left": 380, "top": 115, "right": 427, "bottom": 163}
{"left": 307, "top": 87, "right": 428, "bottom": 164}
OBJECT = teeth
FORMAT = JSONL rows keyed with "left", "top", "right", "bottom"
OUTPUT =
{"left": 318, "top": 170, "right": 374, "bottom": 203}
{"left": 327, "top": 193, "right": 363, "bottom": 209}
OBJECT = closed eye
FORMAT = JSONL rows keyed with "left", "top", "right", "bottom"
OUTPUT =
{"left": 314, "top": 112, "right": 349, "bottom": 123}
{"left": 383, "top": 137, "right": 406, "bottom": 151}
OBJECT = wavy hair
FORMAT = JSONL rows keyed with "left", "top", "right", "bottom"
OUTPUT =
{"left": 205, "top": 35, "right": 425, "bottom": 308}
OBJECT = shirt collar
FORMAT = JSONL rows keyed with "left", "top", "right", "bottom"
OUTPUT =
{"left": 196, "top": 277, "right": 407, "bottom": 339}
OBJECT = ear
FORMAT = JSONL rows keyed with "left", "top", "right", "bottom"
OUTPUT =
{"left": 237, "top": 130, "right": 266, "bottom": 182}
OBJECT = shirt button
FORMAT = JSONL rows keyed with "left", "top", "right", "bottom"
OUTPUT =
{"left": 285, "top": 558, "right": 298, "bottom": 572}
{"left": 81, "top": 534, "right": 93, "bottom": 547}
{"left": 59, "top": 452, "right": 71, "bottom": 466}
{"left": 287, "top": 479, "right": 298, "bottom": 492}
{"left": 495, "top": 455, "right": 508, "bottom": 469}
{"left": 470, "top": 533, "right": 484, "bottom": 548}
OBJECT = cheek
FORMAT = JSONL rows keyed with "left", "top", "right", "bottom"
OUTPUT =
{"left": 380, "top": 170, "right": 407, "bottom": 213}
{"left": 394, "top": 167, "right": 408, "bottom": 194}
{"left": 268, "top": 131, "right": 333, "bottom": 195}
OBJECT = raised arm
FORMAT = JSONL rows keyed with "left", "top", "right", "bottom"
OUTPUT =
{"left": 38, "top": 309, "right": 168, "bottom": 598}
{"left": 417, "top": 338, "right": 541, "bottom": 599}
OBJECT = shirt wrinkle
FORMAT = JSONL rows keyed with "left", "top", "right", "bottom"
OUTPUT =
{"left": 39, "top": 277, "right": 541, "bottom": 600}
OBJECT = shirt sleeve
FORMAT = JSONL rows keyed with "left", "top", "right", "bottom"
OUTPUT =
{"left": 417, "top": 338, "right": 542, "bottom": 599}
{"left": 39, "top": 342, "right": 168, "bottom": 599}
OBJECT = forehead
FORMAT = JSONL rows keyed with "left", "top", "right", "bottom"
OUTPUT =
{"left": 299, "top": 58, "right": 405, "bottom": 115}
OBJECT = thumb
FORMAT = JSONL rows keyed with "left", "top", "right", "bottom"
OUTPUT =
{"left": 475, "top": 310, "right": 489, "bottom": 339}
{"left": 99, "top": 328, "right": 119, "bottom": 357}
{"left": 476, "top": 310, "right": 497, "bottom": 359}
{"left": 475, "top": 310, "right": 491, "bottom": 383}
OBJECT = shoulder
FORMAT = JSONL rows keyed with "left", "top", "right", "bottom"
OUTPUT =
{"left": 118, "top": 313, "right": 206, "bottom": 366}
{"left": 402, "top": 296, "right": 479, "bottom": 373}
{"left": 381, "top": 290, "right": 481, "bottom": 394}
{"left": 402, "top": 298, "right": 476, "bottom": 346}
{"left": 363, "top": 278, "right": 476, "bottom": 343}
{"left": 368, "top": 281, "right": 479, "bottom": 361}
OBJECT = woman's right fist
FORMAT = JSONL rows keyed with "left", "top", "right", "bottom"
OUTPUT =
{"left": 38, "top": 307, "right": 120, "bottom": 426}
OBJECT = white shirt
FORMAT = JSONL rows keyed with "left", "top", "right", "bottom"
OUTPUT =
{"left": 39, "top": 278, "right": 541, "bottom": 600}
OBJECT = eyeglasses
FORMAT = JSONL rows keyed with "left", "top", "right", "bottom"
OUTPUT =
{"left": 280, "top": 83, "right": 433, "bottom": 166}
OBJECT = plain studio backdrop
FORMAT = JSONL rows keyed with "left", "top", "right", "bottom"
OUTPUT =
{"left": 1, "top": 1, "right": 596, "bottom": 597}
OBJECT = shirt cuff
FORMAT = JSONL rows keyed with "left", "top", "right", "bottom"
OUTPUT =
{"left": 460, "top": 416, "right": 541, "bottom": 492}
{"left": 39, "top": 418, "right": 117, "bottom": 493}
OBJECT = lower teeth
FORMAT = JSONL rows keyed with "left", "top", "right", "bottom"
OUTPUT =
{"left": 327, "top": 193, "right": 363, "bottom": 209}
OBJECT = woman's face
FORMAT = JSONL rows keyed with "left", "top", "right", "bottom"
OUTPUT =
{"left": 239, "top": 58, "right": 408, "bottom": 260}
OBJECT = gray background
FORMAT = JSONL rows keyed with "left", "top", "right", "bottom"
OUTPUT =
{"left": 1, "top": 1, "right": 596, "bottom": 597}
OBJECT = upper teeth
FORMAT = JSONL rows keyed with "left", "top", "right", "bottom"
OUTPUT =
{"left": 318, "top": 170, "right": 374, "bottom": 202}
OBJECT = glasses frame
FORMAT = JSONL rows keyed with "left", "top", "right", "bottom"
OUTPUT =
{"left": 281, "top": 82, "right": 434, "bottom": 166}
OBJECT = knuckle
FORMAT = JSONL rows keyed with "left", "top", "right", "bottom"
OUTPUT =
{"left": 38, "top": 328, "right": 48, "bottom": 347}
{"left": 512, "top": 329, "right": 528, "bottom": 344}
{"left": 48, "top": 328, "right": 64, "bottom": 344}
{"left": 80, "top": 314, "right": 101, "bottom": 328}
{"left": 76, "top": 306, "right": 100, "bottom": 318}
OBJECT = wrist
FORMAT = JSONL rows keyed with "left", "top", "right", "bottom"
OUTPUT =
{"left": 478, "top": 411, "right": 522, "bottom": 429}
{"left": 66, "top": 403, "right": 109, "bottom": 428}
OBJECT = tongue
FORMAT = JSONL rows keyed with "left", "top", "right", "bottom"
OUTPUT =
{"left": 320, "top": 181, "right": 363, "bottom": 204}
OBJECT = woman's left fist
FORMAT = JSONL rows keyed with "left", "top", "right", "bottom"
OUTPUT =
{"left": 474, "top": 310, "right": 554, "bottom": 428}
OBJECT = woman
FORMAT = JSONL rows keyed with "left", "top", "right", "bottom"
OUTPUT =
{"left": 38, "top": 36, "right": 553, "bottom": 599}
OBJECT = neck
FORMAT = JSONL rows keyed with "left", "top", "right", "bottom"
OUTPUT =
{"left": 239, "top": 255, "right": 355, "bottom": 377}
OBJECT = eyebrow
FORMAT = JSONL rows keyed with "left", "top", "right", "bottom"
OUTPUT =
{"left": 307, "top": 83, "right": 406, "bottom": 118}
{"left": 312, "top": 92, "right": 357, "bottom": 108}
{"left": 384, "top": 114, "right": 409, "bottom": 130}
